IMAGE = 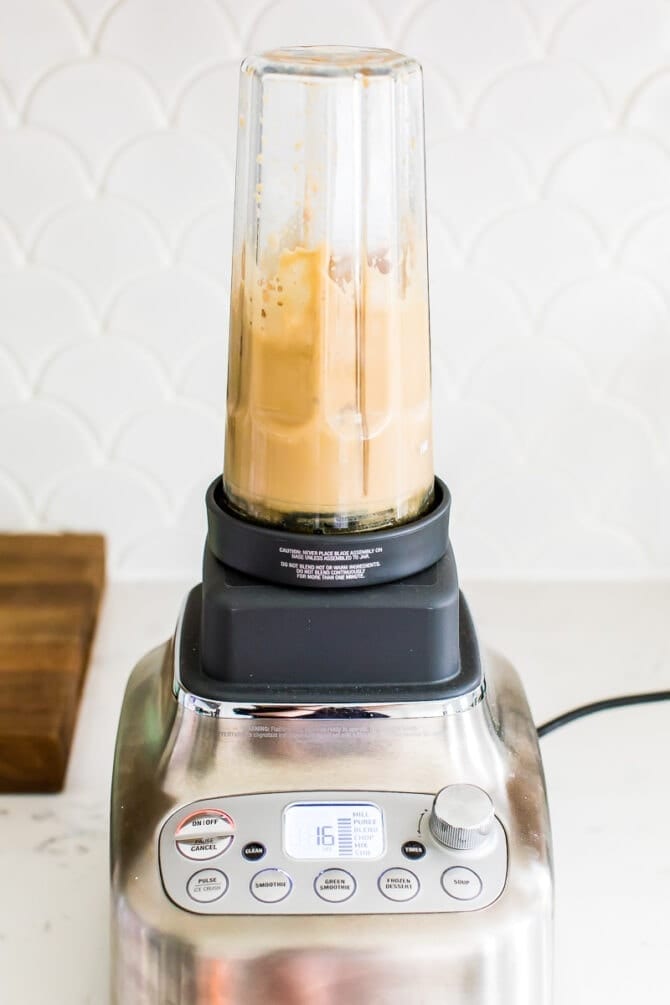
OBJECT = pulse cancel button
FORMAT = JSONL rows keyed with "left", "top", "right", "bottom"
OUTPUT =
{"left": 442, "top": 866, "right": 482, "bottom": 901}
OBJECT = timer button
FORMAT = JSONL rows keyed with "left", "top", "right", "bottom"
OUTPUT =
{"left": 176, "top": 808, "right": 235, "bottom": 861}
{"left": 402, "top": 840, "right": 426, "bottom": 860}
{"left": 429, "top": 785, "right": 494, "bottom": 851}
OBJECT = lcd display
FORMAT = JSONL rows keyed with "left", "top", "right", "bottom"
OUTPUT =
{"left": 283, "top": 802, "right": 385, "bottom": 860}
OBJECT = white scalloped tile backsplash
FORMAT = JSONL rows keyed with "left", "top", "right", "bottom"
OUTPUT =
{"left": 1, "top": 0, "right": 669, "bottom": 578}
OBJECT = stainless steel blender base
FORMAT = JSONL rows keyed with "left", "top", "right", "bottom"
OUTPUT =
{"left": 110, "top": 625, "right": 553, "bottom": 1004}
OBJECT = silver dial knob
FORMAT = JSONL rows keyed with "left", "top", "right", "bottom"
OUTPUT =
{"left": 429, "top": 784, "right": 495, "bottom": 851}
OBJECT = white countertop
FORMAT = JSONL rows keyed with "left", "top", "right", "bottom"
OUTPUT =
{"left": 0, "top": 580, "right": 668, "bottom": 1004}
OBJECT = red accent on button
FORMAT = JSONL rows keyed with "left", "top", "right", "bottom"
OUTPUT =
{"left": 176, "top": 808, "right": 234, "bottom": 835}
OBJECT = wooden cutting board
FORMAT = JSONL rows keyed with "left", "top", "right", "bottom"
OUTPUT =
{"left": 0, "top": 534, "right": 105, "bottom": 793}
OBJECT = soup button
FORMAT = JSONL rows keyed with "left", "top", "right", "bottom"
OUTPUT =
{"left": 442, "top": 867, "right": 482, "bottom": 901}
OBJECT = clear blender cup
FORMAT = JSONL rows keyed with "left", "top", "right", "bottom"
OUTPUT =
{"left": 223, "top": 46, "right": 434, "bottom": 533}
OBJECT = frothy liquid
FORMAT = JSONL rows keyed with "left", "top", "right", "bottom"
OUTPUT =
{"left": 224, "top": 244, "right": 433, "bottom": 531}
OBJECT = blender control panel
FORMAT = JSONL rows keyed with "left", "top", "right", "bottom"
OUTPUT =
{"left": 158, "top": 791, "right": 508, "bottom": 915}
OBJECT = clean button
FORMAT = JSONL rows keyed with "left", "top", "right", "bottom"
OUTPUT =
{"left": 242, "top": 842, "right": 266, "bottom": 862}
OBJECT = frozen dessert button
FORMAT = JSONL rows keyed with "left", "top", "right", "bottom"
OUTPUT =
{"left": 378, "top": 868, "right": 419, "bottom": 902}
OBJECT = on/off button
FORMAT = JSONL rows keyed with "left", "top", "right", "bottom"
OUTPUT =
{"left": 176, "top": 809, "right": 235, "bottom": 861}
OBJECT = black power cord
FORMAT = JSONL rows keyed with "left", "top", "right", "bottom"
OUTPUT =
{"left": 537, "top": 689, "right": 670, "bottom": 738}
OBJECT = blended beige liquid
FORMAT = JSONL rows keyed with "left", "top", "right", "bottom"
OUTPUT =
{"left": 224, "top": 244, "right": 433, "bottom": 531}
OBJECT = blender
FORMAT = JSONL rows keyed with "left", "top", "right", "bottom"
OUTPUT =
{"left": 110, "top": 46, "right": 553, "bottom": 1004}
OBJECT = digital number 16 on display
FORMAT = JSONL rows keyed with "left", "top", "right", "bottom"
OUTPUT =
{"left": 316, "top": 825, "right": 335, "bottom": 847}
